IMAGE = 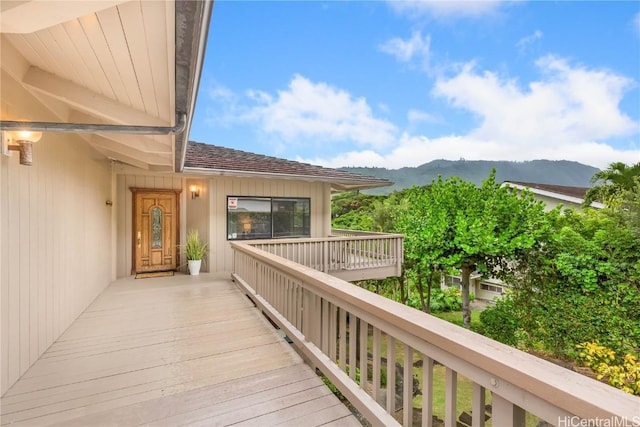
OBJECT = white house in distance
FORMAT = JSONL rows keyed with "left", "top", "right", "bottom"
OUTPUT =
{"left": 444, "top": 180, "right": 604, "bottom": 301}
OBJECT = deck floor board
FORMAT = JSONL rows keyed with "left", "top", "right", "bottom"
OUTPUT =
{"left": 0, "top": 274, "right": 359, "bottom": 426}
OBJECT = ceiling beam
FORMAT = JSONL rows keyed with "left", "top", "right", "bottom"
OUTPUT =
{"left": 90, "top": 135, "right": 172, "bottom": 166}
{"left": 95, "top": 146, "right": 150, "bottom": 170}
{"left": 22, "top": 66, "right": 170, "bottom": 127}
{"left": 0, "top": 35, "right": 30, "bottom": 82}
{"left": 0, "top": 1, "right": 130, "bottom": 34}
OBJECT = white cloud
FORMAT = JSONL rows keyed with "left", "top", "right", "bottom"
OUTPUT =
{"left": 302, "top": 56, "right": 639, "bottom": 170}
{"left": 379, "top": 31, "right": 431, "bottom": 69}
{"left": 250, "top": 74, "right": 397, "bottom": 148}
{"left": 635, "top": 12, "right": 640, "bottom": 35}
{"left": 516, "top": 30, "right": 542, "bottom": 52}
{"left": 408, "top": 109, "right": 440, "bottom": 125}
{"left": 388, "top": 0, "right": 509, "bottom": 18}
{"left": 433, "top": 56, "right": 637, "bottom": 145}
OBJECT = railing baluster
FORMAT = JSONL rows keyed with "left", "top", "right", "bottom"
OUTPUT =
{"left": 349, "top": 315, "right": 358, "bottom": 380}
{"left": 359, "top": 319, "right": 368, "bottom": 390}
{"left": 373, "top": 327, "right": 381, "bottom": 404}
{"left": 321, "top": 298, "right": 330, "bottom": 354}
{"left": 445, "top": 368, "right": 457, "bottom": 427}
{"left": 329, "top": 303, "right": 337, "bottom": 362}
{"left": 422, "top": 355, "right": 433, "bottom": 427}
{"left": 387, "top": 335, "right": 396, "bottom": 414}
{"left": 403, "top": 344, "right": 413, "bottom": 427}
{"left": 472, "top": 383, "right": 486, "bottom": 427}
{"left": 339, "top": 308, "right": 347, "bottom": 371}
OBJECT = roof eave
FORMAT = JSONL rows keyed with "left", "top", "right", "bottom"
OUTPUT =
{"left": 182, "top": 166, "right": 393, "bottom": 192}
{"left": 502, "top": 182, "right": 604, "bottom": 209}
{"left": 174, "top": 0, "right": 214, "bottom": 172}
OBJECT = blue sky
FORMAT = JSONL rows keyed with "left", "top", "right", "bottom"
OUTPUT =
{"left": 190, "top": 1, "right": 640, "bottom": 170}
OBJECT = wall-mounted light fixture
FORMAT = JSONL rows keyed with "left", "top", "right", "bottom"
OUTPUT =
{"left": 2, "top": 130, "right": 42, "bottom": 166}
{"left": 190, "top": 184, "right": 200, "bottom": 199}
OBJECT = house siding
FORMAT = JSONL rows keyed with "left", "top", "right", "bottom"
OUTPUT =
{"left": 207, "top": 176, "right": 331, "bottom": 274}
{"left": 115, "top": 170, "right": 332, "bottom": 277}
{"left": 1, "top": 72, "right": 113, "bottom": 394}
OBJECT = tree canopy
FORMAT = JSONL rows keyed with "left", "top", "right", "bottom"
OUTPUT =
{"left": 396, "top": 171, "right": 549, "bottom": 327}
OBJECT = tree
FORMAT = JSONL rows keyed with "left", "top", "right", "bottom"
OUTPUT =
{"left": 584, "top": 161, "right": 640, "bottom": 207}
{"left": 396, "top": 171, "right": 549, "bottom": 328}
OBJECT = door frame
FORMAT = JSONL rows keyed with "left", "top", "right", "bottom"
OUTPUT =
{"left": 130, "top": 188, "right": 182, "bottom": 275}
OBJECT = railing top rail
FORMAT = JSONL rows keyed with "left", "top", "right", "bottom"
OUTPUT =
{"left": 237, "top": 233, "right": 404, "bottom": 246}
{"left": 331, "top": 228, "right": 405, "bottom": 237}
{"left": 230, "top": 241, "right": 639, "bottom": 422}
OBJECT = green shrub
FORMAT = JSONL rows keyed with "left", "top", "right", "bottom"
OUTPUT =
{"left": 479, "top": 294, "right": 520, "bottom": 346}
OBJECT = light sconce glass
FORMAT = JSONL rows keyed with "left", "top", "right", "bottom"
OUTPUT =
{"left": 190, "top": 184, "right": 200, "bottom": 199}
{"left": 2, "top": 130, "right": 42, "bottom": 166}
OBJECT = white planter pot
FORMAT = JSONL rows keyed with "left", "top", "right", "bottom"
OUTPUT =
{"left": 188, "top": 260, "right": 202, "bottom": 276}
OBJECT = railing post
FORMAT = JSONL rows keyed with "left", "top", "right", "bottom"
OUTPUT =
{"left": 472, "top": 383, "right": 486, "bottom": 427}
{"left": 422, "top": 356, "right": 433, "bottom": 427}
{"left": 445, "top": 368, "right": 457, "bottom": 427}
{"left": 323, "top": 239, "right": 329, "bottom": 273}
{"left": 403, "top": 344, "right": 413, "bottom": 427}
{"left": 387, "top": 335, "right": 396, "bottom": 413}
{"left": 492, "top": 393, "right": 526, "bottom": 427}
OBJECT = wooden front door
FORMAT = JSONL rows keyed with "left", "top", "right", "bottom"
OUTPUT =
{"left": 131, "top": 189, "right": 180, "bottom": 274}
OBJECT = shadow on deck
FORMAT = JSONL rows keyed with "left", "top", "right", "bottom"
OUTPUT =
{"left": 0, "top": 273, "right": 359, "bottom": 426}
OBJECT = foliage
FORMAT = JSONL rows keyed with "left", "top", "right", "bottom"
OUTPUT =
{"left": 395, "top": 170, "right": 549, "bottom": 328}
{"left": 181, "top": 229, "right": 208, "bottom": 260}
{"left": 583, "top": 161, "right": 640, "bottom": 207}
{"left": 331, "top": 191, "right": 386, "bottom": 231}
{"left": 576, "top": 342, "right": 640, "bottom": 395}
{"left": 406, "top": 287, "right": 468, "bottom": 313}
{"left": 479, "top": 294, "right": 520, "bottom": 346}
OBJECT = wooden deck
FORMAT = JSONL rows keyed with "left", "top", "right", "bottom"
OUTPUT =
{"left": 0, "top": 274, "right": 360, "bottom": 426}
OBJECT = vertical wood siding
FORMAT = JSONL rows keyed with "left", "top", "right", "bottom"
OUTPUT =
{"left": 208, "top": 177, "right": 331, "bottom": 274}
{"left": 1, "top": 74, "right": 113, "bottom": 395}
{"left": 115, "top": 174, "right": 332, "bottom": 277}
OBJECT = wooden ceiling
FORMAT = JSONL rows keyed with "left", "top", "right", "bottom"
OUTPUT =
{"left": 1, "top": 0, "right": 209, "bottom": 171}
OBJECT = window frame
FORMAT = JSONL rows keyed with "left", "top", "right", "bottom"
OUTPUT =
{"left": 226, "top": 196, "right": 311, "bottom": 241}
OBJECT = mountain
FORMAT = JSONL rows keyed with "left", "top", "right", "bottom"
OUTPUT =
{"left": 341, "top": 160, "right": 599, "bottom": 194}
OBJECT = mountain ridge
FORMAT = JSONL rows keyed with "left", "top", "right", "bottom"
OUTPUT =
{"left": 340, "top": 159, "right": 599, "bottom": 194}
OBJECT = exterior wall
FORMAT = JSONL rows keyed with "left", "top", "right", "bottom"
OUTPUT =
{"left": 533, "top": 194, "right": 582, "bottom": 211}
{"left": 1, "top": 72, "right": 113, "bottom": 394}
{"left": 208, "top": 176, "right": 331, "bottom": 274}
{"left": 186, "top": 177, "right": 210, "bottom": 272}
{"left": 115, "top": 170, "right": 332, "bottom": 277}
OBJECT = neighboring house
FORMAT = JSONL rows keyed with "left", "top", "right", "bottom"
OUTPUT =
{"left": 0, "top": 1, "right": 392, "bottom": 395}
{"left": 443, "top": 181, "right": 604, "bottom": 301}
{"left": 502, "top": 181, "right": 605, "bottom": 211}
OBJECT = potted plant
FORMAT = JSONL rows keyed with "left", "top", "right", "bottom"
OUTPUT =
{"left": 182, "top": 229, "right": 208, "bottom": 275}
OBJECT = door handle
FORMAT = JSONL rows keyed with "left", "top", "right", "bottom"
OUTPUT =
{"left": 137, "top": 231, "right": 141, "bottom": 248}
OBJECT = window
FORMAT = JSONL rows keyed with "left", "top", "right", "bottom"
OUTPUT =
{"left": 444, "top": 276, "right": 462, "bottom": 289}
{"left": 227, "top": 196, "right": 310, "bottom": 240}
{"left": 480, "top": 282, "right": 504, "bottom": 294}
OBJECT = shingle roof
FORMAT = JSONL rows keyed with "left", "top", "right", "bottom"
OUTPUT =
{"left": 184, "top": 141, "right": 392, "bottom": 191}
{"left": 504, "top": 181, "right": 589, "bottom": 199}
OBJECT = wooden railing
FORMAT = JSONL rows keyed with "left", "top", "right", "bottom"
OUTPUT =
{"left": 242, "top": 230, "right": 403, "bottom": 280}
{"left": 230, "top": 242, "right": 640, "bottom": 427}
